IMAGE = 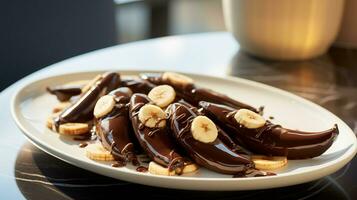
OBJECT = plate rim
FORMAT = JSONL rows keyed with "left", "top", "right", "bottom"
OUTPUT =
{"left": 10, "top": 70, "right": 357, "bottom": 190}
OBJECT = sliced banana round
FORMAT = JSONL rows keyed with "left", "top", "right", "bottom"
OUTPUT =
{"left": 234, "top": 109, "right": 266, "bottom": 129}
{"left": 52, "top": 101, "right": 72, "bottom": 113}
{"left": 81, "top": 75, "right": 102, "bottom": 93}
{"left": 182, "top": 163, "right": 199, "bottom": 174}
{"left": 64, "top": 80, "right": 90, "bottom": 87}
{"left": 148, "top": 85, "right": 176, "bottom": 108}
{"left": 59, "top": 123, "right": 89, "bottom": 135}
{"left": 251, "top": 155, "right": 287, "bottom": 170}
{"left": 162, "top": 72, "right": 194, "bottom": 86}
{"left": 138, "top": 104, "right": 166, "bottom": 128}
{"left": 46, "top": 116, "right": 55, "bottom": 129}
{"left": 46, "top": 112, "right": 60, "bottom": 129}
{"left": 94, "top": 95, "right": 115, "bottom": 118}
{"left": 191, "top": 116, "right": 218, "bottom": 143}
{"left": 86, "top": 143, "right": 115, "bottom": 161}
{"left": 148, "top": 161, "right": 176, "bottom": 176}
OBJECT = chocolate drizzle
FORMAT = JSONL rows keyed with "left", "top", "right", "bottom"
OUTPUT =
{"left": 129, "top": 94, "right": 184, "bottom": 172}
{"left": 199, "top": 101, "right": 339, "bottom": 159}
{"left": 168, "top": 102, "right": 253, "bottom": 174}
{"left": 225, "top": 111, "right": 236, "bottom": 119}
{"left": 148, "top": 129, "right": 161, "bottom": 137}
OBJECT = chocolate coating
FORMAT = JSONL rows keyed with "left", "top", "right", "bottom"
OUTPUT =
{"left": 191, "top": 88, "right": 259, "bottom": 113}
{"left": 95, "top": 87, "right": 137, "bottom": 163}
{"left": 140, "top": 73, "right": 259, "bottom": 112}
{"left": 109, "top": 87, "right": 133, "bottom": 103}
{"left": 121, "top": 78, "right": 156, "bottom": 94}
{"left": 168, "top": 102, "right": 253, "bottom": 174}
{"left": 129, "top": 94, "right": 184, "bottom": 172}
{"left": 199, "top": 101, "right": 339, "bottom": 159}
{"left": 177, "top": 99, "right": 252, "bottom": 155}
{"left": 54, "top": 72, "right": 121, "bottom": 130}
{"left": 47, "top": 85, "right": 82, "bottom": 102}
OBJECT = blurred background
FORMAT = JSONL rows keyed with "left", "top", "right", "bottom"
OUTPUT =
{"left": 2, "top": 0, "right": 356, "bottom": 91}
{"left": 1, "top": 0, "right": 224, "bottom": 91}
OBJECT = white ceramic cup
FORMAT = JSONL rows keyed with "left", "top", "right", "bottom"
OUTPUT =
{"left": 335, "top": 0, "right": 357, "bottom": 48}
{"left": 223, "top": 0, "right": 345, "bottom": 60}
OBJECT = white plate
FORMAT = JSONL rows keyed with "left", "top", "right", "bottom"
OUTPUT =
{"left": 11, "top": 70, "right": 357, "bottom": 191}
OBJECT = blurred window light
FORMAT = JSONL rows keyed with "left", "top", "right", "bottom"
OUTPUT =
{"left": 114, "top": 0, "right": 142, "bottom": 5}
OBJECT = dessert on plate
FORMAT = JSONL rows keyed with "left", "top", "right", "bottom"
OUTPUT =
{"left": 46, "top": 71, "right": 339, "bottom": 177}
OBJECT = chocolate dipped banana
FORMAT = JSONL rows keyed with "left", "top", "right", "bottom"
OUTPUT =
{"left": 94, "top": 87, "right": 137, "bottom": 165}
{"left": 51, "top": 72, "right": 121, "bottom": 134}
{"left": 199, "top": 101, "right": 339, "bottom": 159}
{"left": 168, "top": 102, "right": 253, "bottom": 174}
{"left": 140, "top": 72, "right": 259, "bottom": 112}
{"left": 129, "top": 94, "right": 189, "bottom": 175}
{"left": 47, "top": 85, "right": 82, "bottom": 102}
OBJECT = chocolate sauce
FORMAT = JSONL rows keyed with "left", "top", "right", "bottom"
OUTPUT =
{"left": 199, "top": 101, "right": 339, "bottom": 159}
{"left": 269, "top": 116, "right": 274, "bottom": 120}
{"left": 111, "top": 162, "right": 125, "bottom": 168}
{"left": 79, "top": 143, "right": 88, "bottom": 148}
{"left": 233, "top": 170, "right": 276, "bottom": 178}
{"left": 168, "top": 102, "right": 253, "bottom": 174}
{"left": 132, "top": 158, "right": 140, "bottom": 166}
{"left": 53, "top": 72, "right": 120, "bottom": 131}
{"left": 136, "top": 166, "right": 148, "bottom": 172}
{"left": 47, "top": 86, "right": 82, "bottom": 102}
{"left": 73, "top": 132, "right": 96, "bottom": 141}
{"left": 96, "top": 87, "right": 137, "bottom": 164}
{"left": 129, "top": 94, "right": 184, "bottom": 172}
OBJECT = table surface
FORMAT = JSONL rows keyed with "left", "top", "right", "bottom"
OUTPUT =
{"left": 1, "top": 32, "right": 357, "bottom": 199}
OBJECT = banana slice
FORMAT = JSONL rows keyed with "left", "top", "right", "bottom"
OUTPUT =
{"left": 191, "top": 116, "right": 218, "bottom": 143}
{"left": 46, "top": 116, "right": 55, "bottom": 129}
{"left": 234, "top": 109, "right": 266, "bottom": 129}
{"left": 52, "top": 101, "right": 71, "bottom": 113}
{"left": 148, "top": 85, "right": 176, "bottom": 108}
{"left": 138, "top": 105, "right": 166, "bottom": 128}
{"left": 251, "top": 155, "right": 287, "bottom": 170}
{"left": 162, "top": 72, "right": 194, "bottom": 86}
{"left": 148, "top": 161, "right": 176, "bottom": 176}
{"left": 59, "top": 123, "right": 89, "bottom": 135}
{"left": 81, "top": 75, "right": 102, "bottom": 93}
{"left": 64, "top": 80, "right": 90, "bottom": 87}
{"left": 86, "top": 143, "right": 115, "bottom": 161}
{"left": 182, "top": 163, "right": 199, "bottom": 174}
{"left": 46, "top": 112, "right": 61, "bottom": 129}
{"left": 94, "top": 95, "right": 115, "bottom": 118}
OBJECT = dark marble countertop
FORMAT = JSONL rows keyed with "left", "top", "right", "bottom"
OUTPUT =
{"left": 1, "top": 33, "right": 356, "bottom": 199}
